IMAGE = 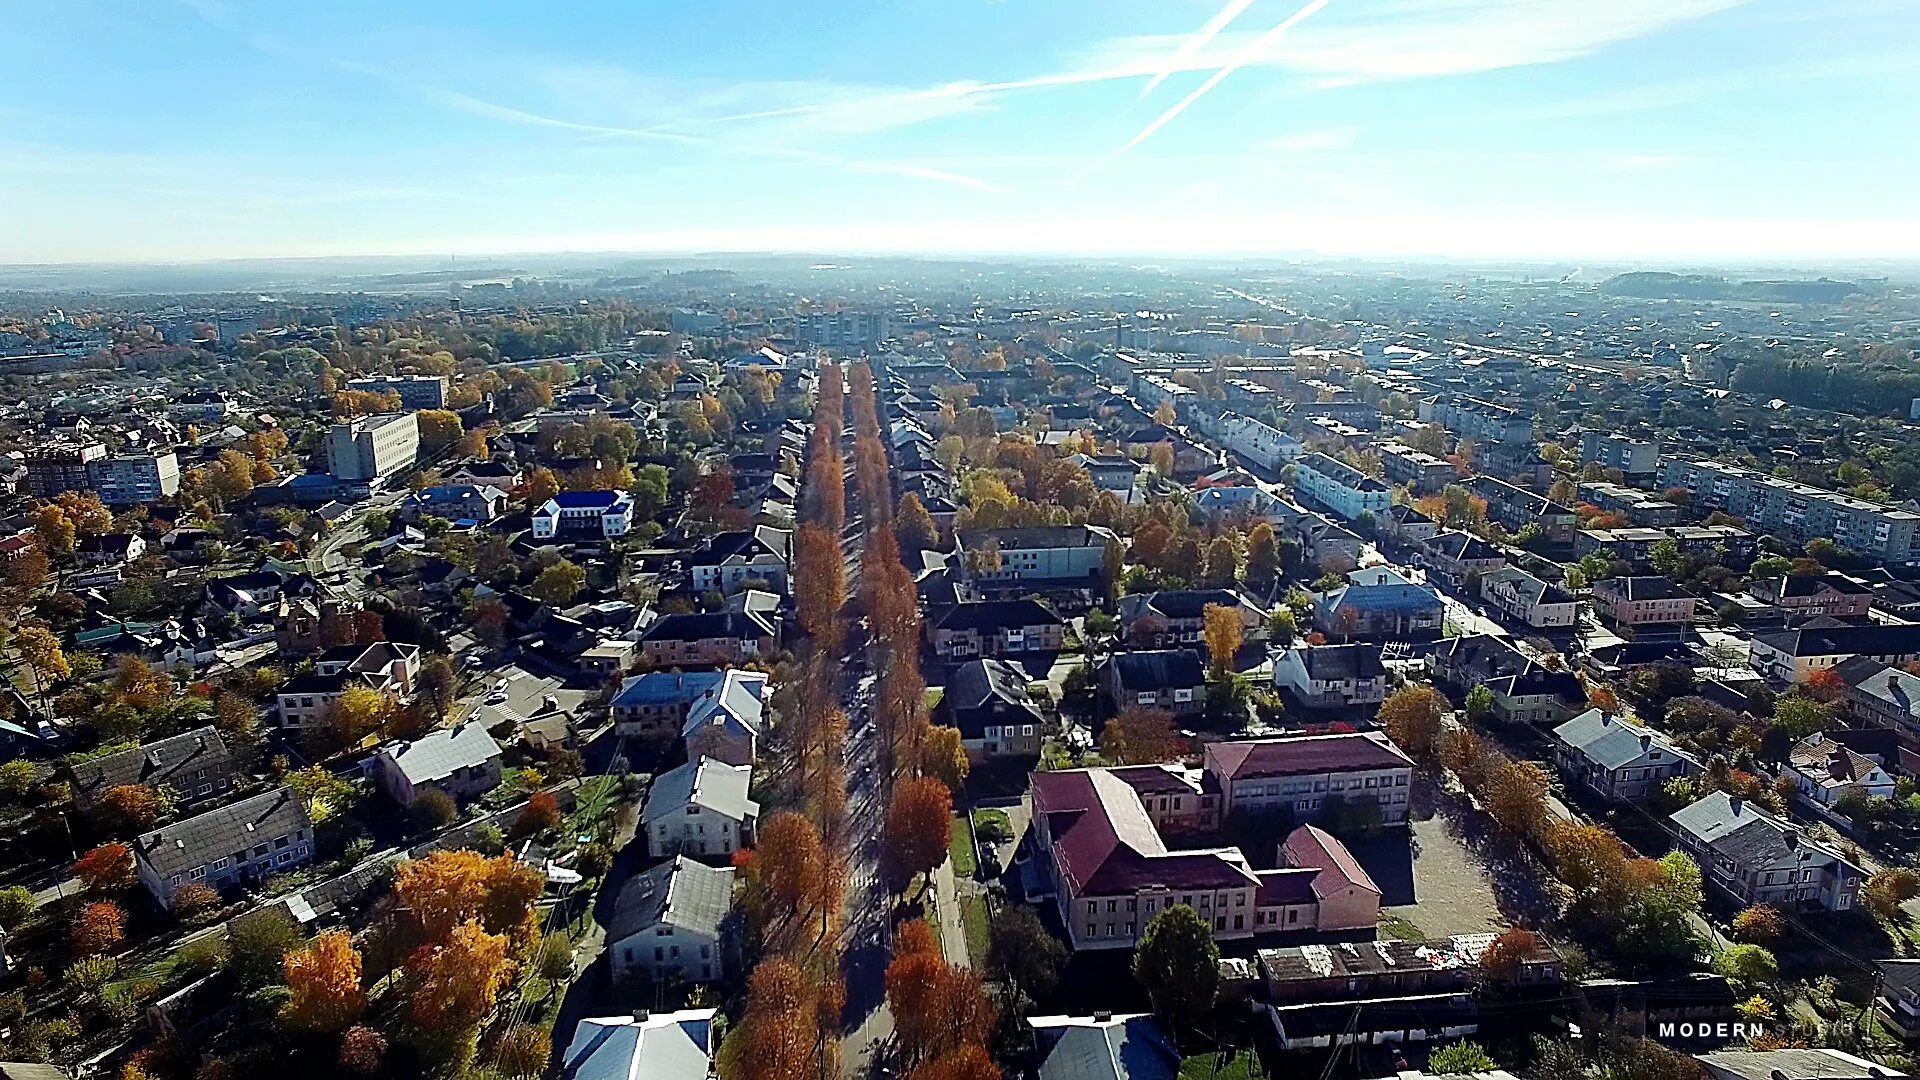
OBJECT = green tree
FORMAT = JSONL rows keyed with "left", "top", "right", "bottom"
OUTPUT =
{"left": 529, "top": 560, "right": 585, "bottom": 606}
{"left": 0, "top": 760, "right": 36, "bottom": 799}
{"left": 1133, "top": 904, "right": 1219, "bottom": 1031}
{"left": 1465, "top": 684, "right": 1495, "bottom": 722}
{"left": 1648, "top": 538, "right": 1686, "bottom": 579}
{"left": 632, "top": 464, "right": 671, "bottom": 518}
{"left": 1428, "top": 1040, "right": 1496, "bottom": 1074}
{"left": 1712, "top": 943, "right": 1779, "bottom": 991}
{"left": 987, "top": 905, "right": 1068, "bottom": 1007}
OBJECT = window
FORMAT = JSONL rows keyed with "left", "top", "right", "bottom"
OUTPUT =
{"left": 1136, "top": 692, "right": 1156, "bottom": 705}
{"left": 655, "top": 947, "right": 665, "bottom": 961}
{"left": 1107, "top": 899, "right": 1117, "bottom": 913}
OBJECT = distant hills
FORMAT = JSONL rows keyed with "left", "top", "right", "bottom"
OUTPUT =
{"left": 1598, "top": 271, "right": 1863, "bottom": 304}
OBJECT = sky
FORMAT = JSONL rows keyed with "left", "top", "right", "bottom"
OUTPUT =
{"left": 4, "top": 0, "right": 1919, "bottom": 265}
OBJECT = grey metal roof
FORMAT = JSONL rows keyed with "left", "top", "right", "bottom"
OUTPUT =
{"left": 642, "top": 757, "right": 758, "bottom": 825}
{"left": 608, "top": 856, "right": 734, "bottom": 942}
{"left": 1028, "top": 1015, "right": 1180, "bottom": 1080}
{"left": 380, "top": 722, "right": 502, "bottom": 786}
{"left": 560, "top": 1010, "right": 716, "bottom": 1080}
{"left": 1669, "top": 790, "right": 1854, "bottom": 873}
{"left": 1552, "top": 709, "right": 1694, "bottom": 772}
{"left": 135, "top": 787, "right": 311, "bottom": 878}
{"left": 1693, "top": 1047, "right": 1909, "bottom": 1079}
{"left": 70, "top": 726, "right": 236, "bottom": 803}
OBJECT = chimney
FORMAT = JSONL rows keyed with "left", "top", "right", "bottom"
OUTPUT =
{"left": 1729, "top": 797, "right": 1743, "bottom": 815}
{"left": 633, "top": 1009, "right": 650, "bottom": 1023}
{"left": 1639, "top": 734, "right": 1652, "bottom": 751}
{"left": 1092, "top": 1011, "right": 1113, "bottom": 1023}
{"left": 1783, "top": 829, "right": 1799, "bottom": 849}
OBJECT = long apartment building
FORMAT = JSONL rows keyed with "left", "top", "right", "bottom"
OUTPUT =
{"left": 1417, "top": 394, "right": 1532, "bottom": 445}
{"left": 326, "top": 412, "right": 419, "bottom": 483}
{"left": 1658, "top": 458, "right": 1920, "bottom": 562}
{"left": 91, "top": 448, "right": 182, "bottom": 506}
{"left": 1377, "top": 442, "right": 1455, "bottom": 495}
{"left": 346, "top": 373, "right": 449, "bottom": 410}
{"left": 1579, "top": 430, "right": 1661, "bottom": 481}
{"left": 1221, "top": 413, "right": 1303, "bottom": 471}
{"left": 1292, "top": 452, "right": 1392, "bottom": 522}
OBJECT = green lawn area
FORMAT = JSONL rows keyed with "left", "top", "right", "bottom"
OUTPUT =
{"left": 960, "top": 894, "right": 990, "bottom": 968}
{"left": 1378, "top": 913, "right": 1427, "bottom": 941}
{"left": 971, "top": 807, "right": 1012, "bottom": 844}
{"left": 1179, "top": 1051, "right": 1265, "bottom": 1080}
{"left": 949, "top": 815, "right": 977, "bottom": 877}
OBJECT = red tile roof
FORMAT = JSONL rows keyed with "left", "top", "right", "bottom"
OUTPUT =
{"left": 1209, "top": 732, "right": 1413, "bottom": 781}
{"left": 1031, "top": 770, "right": 1255, "bottom": 897}
{"left": 1281, "top": 825, "right": 1381, "bottom": 899}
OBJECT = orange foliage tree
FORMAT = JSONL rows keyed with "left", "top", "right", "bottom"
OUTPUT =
{"left": 74, "top": 842, "right": 136, "bottom": 894}
{"left": 1101, "top": 708, "right": 1183, "bottom": 766}
{"left": 405, "top": 920, "right": 510, "bottom": 1031}
{"left": 281, "top": 929, "right": 367, "bottom": 1033}
{"left": 72, "top": 899, "right": 127, "bottom": 956}
{"left": 882, "top": 776, "right": 953, "bottom": 894}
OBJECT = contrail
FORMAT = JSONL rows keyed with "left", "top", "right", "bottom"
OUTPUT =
{"left": 1116, "top": 0, "right": 1333, "bottom": 155}
{"left": 1142, "top": 0, "right": 1261, "bottom": 97}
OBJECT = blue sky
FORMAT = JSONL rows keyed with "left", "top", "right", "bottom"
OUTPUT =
{"left": 4, "top": 0, "right": 1917, "bottom": 264}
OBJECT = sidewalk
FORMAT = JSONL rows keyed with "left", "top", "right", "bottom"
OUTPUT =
{"left": 930, "top": 859, "right": 970, "bottom": 969}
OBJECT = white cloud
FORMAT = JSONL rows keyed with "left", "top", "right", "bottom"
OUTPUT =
{"left": 1082, "top": 0, "right": 1750, "bottom": 87}
{"left": 1263, "top": 128, "right": 1357, "bottom": 152}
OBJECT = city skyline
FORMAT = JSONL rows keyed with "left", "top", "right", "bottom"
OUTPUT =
{"left": 5, "top": 0, "right": 1917, "bottom": 264}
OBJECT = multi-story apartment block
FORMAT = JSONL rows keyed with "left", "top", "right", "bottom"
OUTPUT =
{"left": 532, "top": 491, "right": 635, "bottom": 540}
{"left": 1590, "top": 576, "right": 1697, "bottom": 627}
{"left": 1463, "top": 476, "right": 1579, "bottom": 543}
{"left": 1221, "top": 413, "right": 1303, "bottom": 471}
{"left": 346, "top": 373, "right": 449, "bottom": 410}
{"left": 25, "top": 440, "right": 106, "bottom": 497}
{"left": 953, "top": 526, "right": 1119, "bottom": 586}
{"left": 794, "top": 309, "right": 888, "bottom": 346}
{"left": 1292, "top": 453, "right": 1392, "bottom": 522}
{"left": 1134, "top": 371, "right": 1197, "bottom": 411}
{"left": 1377, "top": 442, "right": 1456, "bottom": 495}
{"left": 1670, "top": 791, "right": 1864, "bottom": 911}
{"left": 1550, "top": 709, "right": 1699, "bottom": 803}
{"left": 1579, "top": 431, "right": 1661, "bottom": 481}
{"left": 1577, "top": 482, "right": 1684, "bottom": 527}
{"left": 1418, "top": 394, "right": 1532, "bottom": 445}
{"left": 1658, "top": 458, "right": 1920, "bottom": 562}
{"left": 1479, "top": 566, "right": 1579, "bottom": 628}
{"left": 1575, "top": 525, "right": 1755, "bottom": 569}
{"left": 89, "top": 448, "right": 182, "bottom": 506}
{"left": 325, "top": 412, "right": 419, "bottom": 483}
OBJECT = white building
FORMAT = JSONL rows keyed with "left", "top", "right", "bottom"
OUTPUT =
{"left": 346, "top": 374, "right": 449, "bottom": 410}
{"left": 531, "top": 491, "right": 635, "bottom": 540}
{"left": 374, "top": 721, "right": 503, "bottom": 808}
{"left": 1291, "top": 453, "right": 1392, "bottom": 522}
{"left": 90, "top": 448, "right": 181, "bottom": 506}
{"left": 1222, "top": 413, "right": 1304, "bottom": 471}
{"left": 561, "top": 1010, "right": 717, "bottom": 1080}
{"left": 326, "top": 413, "right": 419, "bottom": 483}
{"left": 608, "top": 856, "right": 735, "bottom": 986}
{"left": 642, "top": 756, "right": 759, "bottom": 859}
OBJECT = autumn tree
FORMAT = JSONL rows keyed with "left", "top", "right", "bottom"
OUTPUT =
{"left": 1485, "top": 759, "right": 1551, "bottom": 835}
{"left": 405, "top": 920, "right": 510, "bottom": 1037}
{"left": 919, "top": 725, "right": 970, "bottom": 794}
{"left": 72, "top": 899, "right": 127, "bottom": 956}
{"left": 720, "top": 957, "right": 819, "bottom": 1080}
{"left": 415, "top": 410, "right": 464, "bottom": 454}
{"left": 281, "top": 930, "right": 366, "bottom": 1033}
{"left": 1201, "top": 603, "right": 1243, "bottom": 679}
{"left": 886, "top": 920, "right": 992, "bottom": 1066}
{"left": 690, "top": 468, "right": 737, "bottom": 523}
{"left": 1379, "top": 684, "right": 1447, "bottom": 759}
{"left": 495, "top": 1024, "right": 552, "bottom": 1079}
{"left": 1864, "top": 868, "right": 1920, "bottom": 919}
{"left": 896, "top": 493, "right": 939, "bottom": 552}
{"left": 524, "top": 467, "right": 561, "bottom": 507}
{"left": 17, "top": 626, "right": 70, "bottom": 698}
{"left": 338, "top": 1026, "right": 386, "bottom": 1074}
{"left": 33, "top": 503, "right": 77, "bottom": 554}
{"left": 1478, "top": 927, "right": 1541, "bottom": 983}
{"left": 1102, "top": 707, "right": 1182, "bottom": 765}
{"left": 513, "top": 789, "right": 562, "bottom": 838}
{"left": 394, "top": 849, "right": 544, "bottom": 945}
{"left": 98, "top": 783, "right": 170, "bottom": 835}
{"left": 1731, "top": 904, "right": 1784, "bottom": 945}
{"left": 74, "top": 842, "right": 136, "bottom": 894}
{"left": 321, "top": 686, "right": 397, "bottom": 752}
{"left": 882, "top": 775, "right": 953, "bottom": 893}
{"left": 1134, "top": 904, "right": 1219, "bottom": 1031}
{"left": 792, "top": 523, "right": 846, "bottom": 643}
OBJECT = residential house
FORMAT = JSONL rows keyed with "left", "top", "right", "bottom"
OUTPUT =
{"left": 1417, "top": 530, "right": 1507, "bottom": 584}
{"left": 638, "top": 610, "right": 778, "bottom": 667}
{"left": 68, "top": 727, "right": 240, "bottom": 821}
{"left": 1107, "top": 650, "right": 1208, "bottom": 717}
{"left": 1378, "top": 442, "right": 1456, "bottom": 495}
{"left": 78, "top": 533, "right": 146, "bottom": 567}
{"left": 1378, "top": 504, "right": 1440, "bottom": 546}
{"left": 611, "top": 670, "right": 731, "bottom": 740}
{"left": 400, "top": 484, "right": 509, "bottom": 525}
{"left": 1027, "top": 1014, "right": 1180, "bottom": 1080}
{"left": 608, "top": 856, "right": 735, "bottom": 986}
{"left": 927, "top": 598, "right": 1066, "bottom": 659}
{"left": 1291, "top": 453, "right": 1392, "bottom": 523}
{"left": 132, "top": 788, "right": 314, "bottom": 907}
{"left": 1271, "top": 643, "right": 1388, "bottom": 709}
{"left": 1072, "top": 454, "right": 1146, "bottom": 505}
{"left": 531, "top": 491, "right": 634, "bottom": 540}
{"left": 374, "top": 721, "right": 504, "bottom": 808}
{"left": 1289, "top": 513, "right": 1366, "bottom": 570}
{"left": 579, "top": 639, "right": 637, "bottom": 680}
{"left": 273, "top": 641, "right": 420, "bottom": 732}
{"left": 1876, "top": 959, "right": 1920, "bottom": 1040}
{"left": 1221, "top": 413, "right": 1304, "bottom": 471}
{"left": 442, "top": 459, "right": 522, "bottom": 490}
{"left": 1549, "top": 709, "right": 1699, "bottom": 803}
{"left": 1462, "top": 476, "right": 1578, "bottom": 543}
{"left": 1786, "top": 732, "right": 1896, "bottom": 808}
{"left": 643, "top": 757, "right": 759, "bottom": 859}
{"left": 1842, "top": 659, "right": 1920, "bottom": 740}
{"left": 1479, "top": 566, "right": 1579, "bottom": 629}
{"left": 1670, "top": 791, "right": 1865, "bottom": 911}
{"left": 1750, "top": 624, "right": 1920, "bottom": 684}
{"left": 953, "top": 525, "right": 1119, "bottom": 588}
{"left": 1590, "top": 576, "right": 1697, "bottom": 628}
{"left": 1203, "top": 733, "right": 1416, "bottom": 825}
{"left": 1117, "top": 590, "right": 1266, "bottom": 651}
{"left": 682, "top": 669, "right": 768, "bottom": 767}
{"left": 1432, "top": 635, "right": 1586, "bottom": 725}
{"left": 937, "top": 658, "right": 1046, "bottom": 760}
{"left": 560, "top": 1010, "right": 718, "bottom": 1080}
{"left": 686, "top": 526, "right": 791, "bottom": 596}
{"left": 1748, "top": 572, "right": 1874, "bottom": 619}
{"left": 1312, "top": 567, "right": 1444, "bottom": 641}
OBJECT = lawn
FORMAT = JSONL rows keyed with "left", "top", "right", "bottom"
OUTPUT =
{"left": 971, "top": 807, "right": 1013, "bottom": 844}
{"left": 1179, "top": 1051, "right": 1265, "bottom": 1080}
{"left": 960, "top": 894, "right": 990, "bottom": 968}
{"left": 949, "top": 815, "right": 977, "bottom": 878}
